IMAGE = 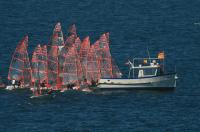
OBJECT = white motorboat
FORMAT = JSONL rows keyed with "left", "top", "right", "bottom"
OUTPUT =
{"left": 97, "top": 54, "right": 178, "bottom": 90}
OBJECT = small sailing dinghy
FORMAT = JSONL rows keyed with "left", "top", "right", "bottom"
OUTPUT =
{"left": 30, "top": 45, "right": 51, "bottom": 98}
{"left": 6, "top": 36, "right": 32, "bottom": 90}
{"left": 97, "top": 52, "right": 178, "bottom": 90}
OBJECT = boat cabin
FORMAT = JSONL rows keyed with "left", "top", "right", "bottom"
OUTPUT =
{"left": 127, "top": 58, "right": 164, "bottom": 78}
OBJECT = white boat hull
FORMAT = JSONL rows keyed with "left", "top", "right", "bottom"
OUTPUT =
{"left": 6, "top": 85, "right": 19, "bottom": 90}
{"left": 5, "top": 85, "right": 29, "bottom": 90}
{"left": 30, "top": 87, "right": 48, "bottom": 91}
{"left": 97, "top": 74, "right": 177, "bottom": 90}
{"left": 30, "top": 94, "right": 48, "bottom": 99}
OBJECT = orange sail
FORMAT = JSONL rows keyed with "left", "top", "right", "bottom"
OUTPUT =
{"left": 8, "top": 35, "right": 32, "bottom": 87}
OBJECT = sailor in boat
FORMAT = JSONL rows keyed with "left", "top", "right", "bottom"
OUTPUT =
{"left": 47, "top": 88, "right": 53, "bottom": 94}
{"left": 71, "top": 80, "right": 81, "bottom": 90}
{"left": 67, "top": 83, "right": 73, "bottom": 90}
{"left": 71, "top": 82, "right": 79, "bottom": 90}
{"left": 80, "top": 78, "right": 92, "bottom": 92}
{"left": 90, "top": 79, "right": 97, "bottom": 87}
{"left": 40, "top": 80, "right": 46, "bottom": 89}
{"left": 81, "top": 79, "right": 88, "bottom": 87}
{"left": 11, "top": 79, "right": 18, "bottom": 89}
{"left": 60, "top": 82, "right": 76, "bottom": 92}
{"left": 17, "top": 80, "right": 22, "bottom": 87}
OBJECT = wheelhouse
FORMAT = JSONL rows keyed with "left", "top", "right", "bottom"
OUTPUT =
{"left": 127, "top": 58, "right": 164, "bottom": 78}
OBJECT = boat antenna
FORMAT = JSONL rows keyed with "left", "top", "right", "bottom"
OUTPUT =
{"left": 146, "top": 45, "right": 151, "bottom": 62}
{"left": 175, "top": 65, "right": 176, "bottom": 73}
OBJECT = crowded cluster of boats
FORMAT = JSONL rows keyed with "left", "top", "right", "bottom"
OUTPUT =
{"left": 2, "top": 22, "right": 123, "bottom": 98}
{"left": 0, "top": 22, "right": 178, "bottom": 98}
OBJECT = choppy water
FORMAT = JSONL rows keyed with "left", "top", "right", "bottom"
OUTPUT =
{"left": 0, "top": 0, "right": 200, "bottom": 131}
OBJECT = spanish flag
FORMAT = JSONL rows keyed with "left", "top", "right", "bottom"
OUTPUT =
{"left": 158, "top": 51, "right": 165, "bottom": 60}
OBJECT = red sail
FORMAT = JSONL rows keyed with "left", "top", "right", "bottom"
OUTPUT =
{"left": 79, "top": 36, "right": 90, "bottom": 78}
{"left": 105, "top": 32, "right": 110, "bottom": 43}
{"left": 61, "top": 45, "right": 83, "bottom": 86}
{"left": 31, "top": 45, "right": 48, "bottom": 87}
{"left": 8, "top": 35, "right": 32, "bottom": 87}
{"left": 65, "top": 34, "right": 76, "bottom": 47}
{"left": 94, "top": 34, "right": 113, "bottom": 78}
{"left": 67, "top": 24, "right": 77, "bottom": 37}
{"left": 31, "top": 45, "right": 41, "bottom": 84}
{"left": 50, "top": 22, "right": 64, "bottom": 47}
{"left": 31, "top": 45, "right": 42, "bottom": 95}
{"left": 41, "top": 45, "right": 48, "bottom": 86}
{"left": 47, "top": 22, "right": 64, "bottom": 90}
{"left": 86, "top": 45, "right": 101, "bottom": 82}
{"left": 47, "top": 45, "right": 60, "bottom": 89}
{"left": 111, "top": 59, "right": 122, "bottom": 78}
{"left": 74, "top": 37, "right": 81, "bottom": 52}
{"left": 65, "top": 24, "right": 77, "bottom": 47}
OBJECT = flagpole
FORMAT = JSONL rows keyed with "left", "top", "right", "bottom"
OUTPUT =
{"left": 163, "top": 51, "right": 165, "bottom": 72}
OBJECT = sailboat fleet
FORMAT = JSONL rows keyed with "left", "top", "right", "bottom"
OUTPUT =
{"left": 5, "top": 22, "right": 122, "bottom": 97}
{"left": 2, "top": 22, "right": 177, "bottom": 98}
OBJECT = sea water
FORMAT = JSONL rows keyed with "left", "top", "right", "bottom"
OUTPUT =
{"left": 0, "top": 0, "right": 200, "bottom": 131}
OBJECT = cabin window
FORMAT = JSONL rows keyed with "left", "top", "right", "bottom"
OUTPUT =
{"left": 137, "top": 69, "right": 157, "bottom": 77}
{"left": 143, "top": 69, "right": 157, "bottom": 76}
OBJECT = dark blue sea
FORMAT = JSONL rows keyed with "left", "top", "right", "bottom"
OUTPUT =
{"left": 0, "top": 0, "right": 200, "bottom": 131}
